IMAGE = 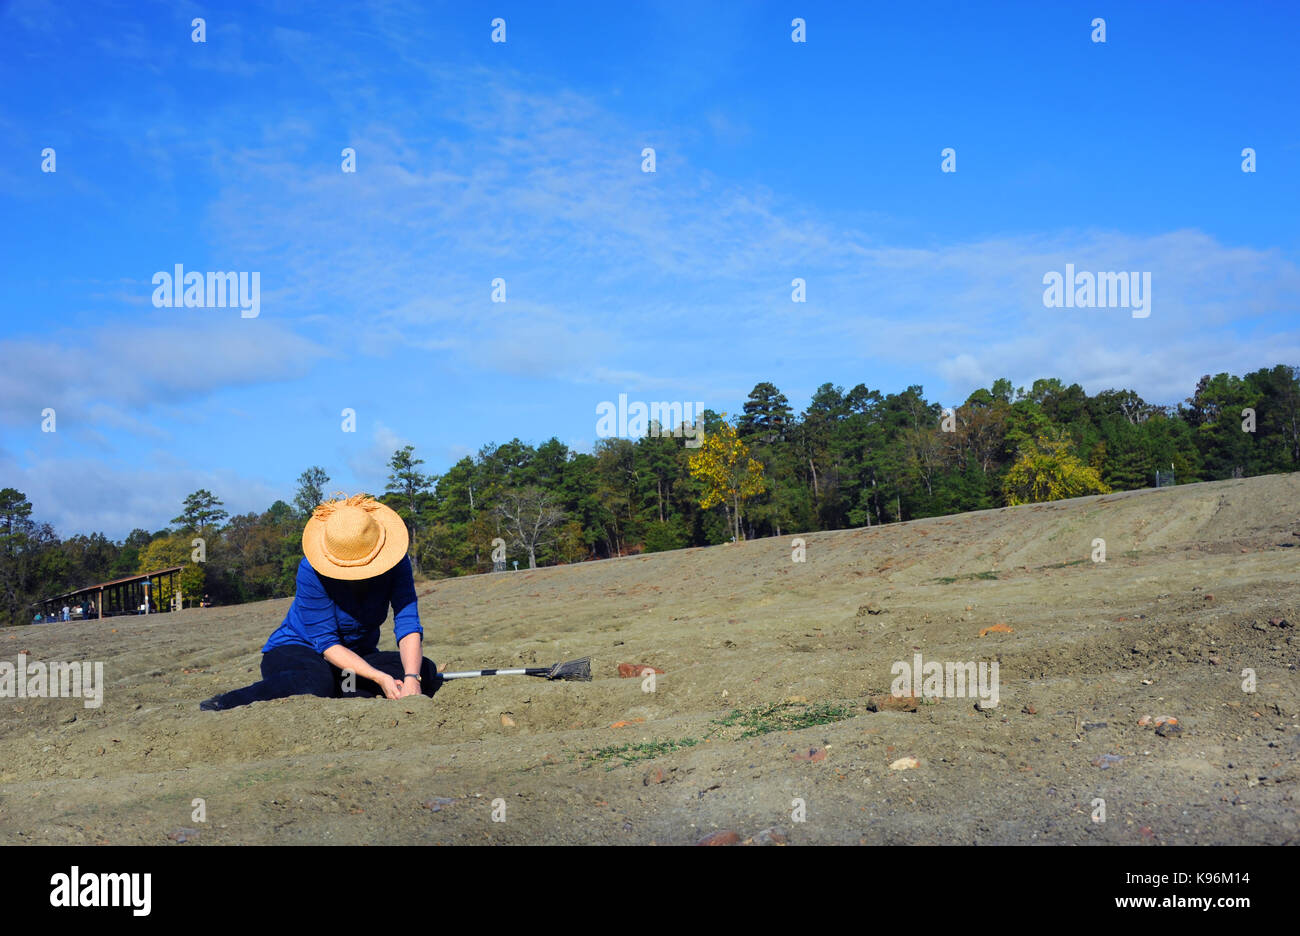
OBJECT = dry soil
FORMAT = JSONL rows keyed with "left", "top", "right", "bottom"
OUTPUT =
{"left": 2, "top": 474, "right": 1297, "bottom": 845}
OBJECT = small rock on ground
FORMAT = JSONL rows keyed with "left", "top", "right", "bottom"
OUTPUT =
{"left": 749, "top": 827, "right": 788, "bottom": 846}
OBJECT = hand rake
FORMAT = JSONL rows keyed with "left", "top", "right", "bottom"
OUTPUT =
{"left": 437, "top": 656, "right": 591, "bottom": 682}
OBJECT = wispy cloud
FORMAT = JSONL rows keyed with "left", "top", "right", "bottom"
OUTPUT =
{"left": 0, "top": 447, "right": 282, "bottom": 538}
{"left": 0, "top": 322, "right": 333, "bottom": 427}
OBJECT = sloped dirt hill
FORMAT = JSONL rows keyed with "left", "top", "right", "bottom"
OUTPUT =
{"left": 1, "top": 473, "right": 1296, "bottom": 845}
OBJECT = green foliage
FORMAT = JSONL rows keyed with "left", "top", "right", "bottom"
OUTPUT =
{"left": 384, "top": 445, "right": 435, "bottom": 526}
{"left": 933, "top": 570, "right": 999, "bottom": 584}
{"left": 584, "top": 737, "right": 701, "bottom": 769}
{"left": 710, "top": 700, "right": 857, "bottom": 738}
{"left": 172, "top": 489, "right": 228, "bottom": 533}
{"left": 642, "top": 517, "right": 690, "bottom": 553}
{"left": 136, "top": 535, "right": 191, "bottom": 571}
{"left": 3, "top": 365, "right": 1298, "bottom": 625}
{"left": 179, "top": 563, "right": 206, "bottom": 605}
{"left": 293, "top": 467, "right": 330, "bottom": 518}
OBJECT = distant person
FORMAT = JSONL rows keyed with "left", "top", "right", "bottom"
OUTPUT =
{"left": 33, "top": 613, "right": 42, "bottom": 624}
{"left": 62, "top": 605, "right": 70, "bottom": 622}
{"left": 200, "top": 494, "right": 438, "bottom": 711}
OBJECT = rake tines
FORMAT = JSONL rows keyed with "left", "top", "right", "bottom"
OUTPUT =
{"left": 545, "top": 656, "right": 591, "bottom": 682}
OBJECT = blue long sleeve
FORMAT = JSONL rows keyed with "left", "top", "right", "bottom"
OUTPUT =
{"left": 262, "top": 556, "right": 420, "bottom": 656}
{"left": 286, "top": 557, "right": 343, "bottom": 655}
{"left": 389, "top": 555, "right": 423, "bottom": 644}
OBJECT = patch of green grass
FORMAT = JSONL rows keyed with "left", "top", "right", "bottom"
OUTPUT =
{"left": 1041, "top": 558, "right": 1088, "bottom": 570}
{"left": 580, "top": 700, "right": 860, "bottom": 769}
{"left": 585, "top": 737, "right": 701, "bottom": 769}
{"left": 709, "top": 700, "right": 857, "bottom": 739}
{"left": 230, "top": 769, "right": 284, "bottom": 790}
{"left": 933, "top": 570, "right": 999, "bottom": 585}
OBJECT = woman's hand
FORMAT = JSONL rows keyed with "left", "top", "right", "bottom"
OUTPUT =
{"left": 396, "top": 676, "right": 422, "bottom": 699}
{"left": 374, "top": 672, "right": 404, "bottom": 700}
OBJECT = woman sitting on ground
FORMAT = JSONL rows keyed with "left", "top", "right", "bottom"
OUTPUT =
{"left": 201, "top": 494, "right": 438, "bottom": 711}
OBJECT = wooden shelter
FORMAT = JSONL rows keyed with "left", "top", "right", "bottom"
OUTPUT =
{"left": 32, "top": 566, "right": 185, "bottom": 622}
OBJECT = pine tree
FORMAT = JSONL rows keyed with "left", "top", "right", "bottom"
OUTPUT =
{"left": 172, "top": 490, "right": 228, "bottom": 535}
{"left": 385, "top": 446, "right": 435, "bottom": 566}
{"left": 293, "top": 466, "right": 331, "bottom": 517}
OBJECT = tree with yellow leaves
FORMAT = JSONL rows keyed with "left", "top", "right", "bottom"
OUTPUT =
{"left": 688, "top": 416, "right": 767, "bottom": 541}
{"left": 1002, "top": 433, "right": 1111, "bottom": 505}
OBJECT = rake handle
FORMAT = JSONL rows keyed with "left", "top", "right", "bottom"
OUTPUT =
{"left": 438, "top": 667, "right": 553, "bottom": 680}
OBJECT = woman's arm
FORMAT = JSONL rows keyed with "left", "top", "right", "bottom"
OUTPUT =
{"left": 389, "top": 556, "right": 424, "bottom": 698}
{"left": 323, "top": 644, "right": 403, "bottom": 699}
{"left": 396, "top": 631, "right": 424, "bottom": 698}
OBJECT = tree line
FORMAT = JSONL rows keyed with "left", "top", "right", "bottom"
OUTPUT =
{"left": 2, "top": 364, "right": 1296, "bottom": 625}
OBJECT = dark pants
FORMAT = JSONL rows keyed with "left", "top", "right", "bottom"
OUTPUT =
{"left": 208, "top": 644, "right": 439, "bottom": 709}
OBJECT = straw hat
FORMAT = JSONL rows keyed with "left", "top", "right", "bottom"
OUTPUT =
{"left": 301, "top": 493, "right": 410, "bottom": 581}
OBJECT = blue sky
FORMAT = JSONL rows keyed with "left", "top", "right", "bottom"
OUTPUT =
{"left": 2, "top": 0, "right": 1298, "bottom": 539}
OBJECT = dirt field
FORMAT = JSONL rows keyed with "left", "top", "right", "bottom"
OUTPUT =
{"left": 2, "top": 474, "right": 1297, "bottom": 845}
